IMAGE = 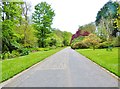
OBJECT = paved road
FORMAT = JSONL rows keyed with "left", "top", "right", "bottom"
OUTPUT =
{"left": 2, "top": 47, "right": 118, "bottom": 87}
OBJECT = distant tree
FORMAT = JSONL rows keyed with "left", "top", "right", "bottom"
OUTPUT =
{"left": 32, "top": 2, "right": 55, "bottom": 47}
{"left": 63, "top": 31, "right": 72, "bottom": 46}
{"left": 79, "top": 22, "right": 96, "bottom": 33}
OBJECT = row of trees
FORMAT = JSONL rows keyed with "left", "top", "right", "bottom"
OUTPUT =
{"left": 71, "top": 1, "right": 120, "bottom": 50}
{"left": 1, "top": 1, "right": 72, "bottom": 59}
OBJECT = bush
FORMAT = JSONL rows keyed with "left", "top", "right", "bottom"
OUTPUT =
{"left": 49, "top": 46, "right": 56, "bottom": 50}
{"left": 2, "top": 52, "right": 10, "bottom": 59}
{"left": 71, "top": 42, "right": 88, "bottom": 49}
{"left": 10, "top": 50, "right": 20, "bottom": 58}
{"left": 28, "top": 48, "right": 39, "bottom": 52}
{"left": 44, "top": 48, "right": 50, "bottom": 51}
{"left": 113, "top": 36, "right": 120, "bottom": 47}
{"left": 97, "top": 41, "right": 112, "bottom": 49}
{"left": 0, "top": 54, "right": 2, "bottom": 60}
{"left": 19, "top": 48, "right": 29, "bottom": 56}
{"left": 36, "top": 48, "right": 45, "bottom": 51}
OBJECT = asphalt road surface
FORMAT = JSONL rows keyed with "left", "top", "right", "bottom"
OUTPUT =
{"left": 2, "top": 47, "right": 118, "bottom": 87}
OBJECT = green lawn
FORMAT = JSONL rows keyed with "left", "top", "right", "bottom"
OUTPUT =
{"left": 1, "top": 47, "right": 64, "bottom": 82}
{"left": 76, "top": 47, "right": 120, "bottom": 77}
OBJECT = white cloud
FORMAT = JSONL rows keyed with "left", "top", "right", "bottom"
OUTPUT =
{"left": 27, "top": 0, "right": 110, "bottom": 33}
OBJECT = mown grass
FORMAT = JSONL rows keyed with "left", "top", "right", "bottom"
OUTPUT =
{"left": 76, "top": 47, "right": 120, "bottom": 77}
{"left": 1, "top": 47, "right": 64, "bottom": 82}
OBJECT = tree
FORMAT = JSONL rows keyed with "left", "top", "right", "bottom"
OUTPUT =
{"left": 2, "top": 2, "right": 22, "bottom": 53}
{"left": 95, "top": 1, "right": 118, "bottom": 40}
{"left": 20, "top": 2, "right": 32, "bottom": 46}
{"left": 115, "top": 2, "right": 120, "bottom": 30}
{"left": 79, "top": 22, "right": 96, "bottom": 33}
{"left": 15, "top": 24, "right": 38, "bottom": 48}
{"left": 32, "top": 2, "right": 55, "bottom": 47}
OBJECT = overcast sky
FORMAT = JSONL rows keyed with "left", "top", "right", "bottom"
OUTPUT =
{"left": 26, "top": 0, "right": 112, "bottom": 34}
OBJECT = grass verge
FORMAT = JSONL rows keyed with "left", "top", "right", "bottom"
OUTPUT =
{"left": 1, "top": 47, "right": 65, "bottom": 82}
{"left": 76, "top": 47, "right": 120, "bottom": 77}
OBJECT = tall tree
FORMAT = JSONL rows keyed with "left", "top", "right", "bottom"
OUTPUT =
{"left": 2, "top": 2, "right": 22, "bottom": 53}
{"left": 32, "top": 2, "right": 55, "bottom": 47}
{"left": 20, "top": 2, "right": 31, "bottom": 46}
{"left": 95, "top": 1, "right": 118, "bottom": 40}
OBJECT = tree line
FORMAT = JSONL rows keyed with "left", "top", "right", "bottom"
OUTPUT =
{"left": 71, "top": 1, "right": 120, "bottom": 50}
{"left": 0, "top": 1, "right": 72, "bottom": 59}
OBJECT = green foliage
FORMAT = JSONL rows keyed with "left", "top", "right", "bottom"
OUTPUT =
{"left": 95, "top": 1, "right": 119, "bottom": 40}
{"left": 2, "top": 2, "right": 22, "bottom": 21}
{"left": 95, "top": 1, "right": 118, "bottom": 26}
{"left": 2, "top": 52, "right": 10, "bottom": 59}
{"left": 19, "top": 48, "right": 29, "bottom": 56}
{"left": 71, "top": 34, "right": 101, "bottom": 50}
{"left": 49, "top": 38, "right": 57, "bottom": 47}
{"left": 62, "top": 31, "right": 72, "bottom": 46}
{"left": 51, "top": 29, "right": 64, "bottom": 47}
{"left": 71, "top": 42, "right": 88, "bottom": 49}
{"left": 115, "top": 3, "right": 120, "bottom": 30}
{"left": 96, "top": 41, "right": 111, "bottom": 49}
{"left": 1, "top": 1, "right": 71, "bottom": 61}
{"left": 71, "top": 36, "right": 84, "bottom": 44}
{"left": 82, "top": 34, "right": 101, "bottom": 50}
{"left": 71, "top": 36, "right": 85, "bottom": 49}
{"left": 112, "top": 36, "right": 120, "bottom": 47}
{"left": 32, "top": 2, "right": 55, "bottom": 47}
{"left": 46, "top": 29, "right": 72, "bottom": 47}
{"left": 2, "top": 2, "right": 22, "bottom": 53}
{"left": 2, "top": 20, "right": 17, "bottom": 53}
{"left": 15, "top": 24, "right": 38, "bottom": 48}
{"left": 10, "top": 50, "right": 20, "bottom": 58}
{"left": 79, "top": 22, "right": 96, "bottom": 33}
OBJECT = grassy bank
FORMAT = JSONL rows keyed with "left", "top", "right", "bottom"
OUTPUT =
{"left": 76, "top": 47, "right": 119, "bottom": 77}
{"left": 1, "top": 47, "right": 65, "bottom": 82}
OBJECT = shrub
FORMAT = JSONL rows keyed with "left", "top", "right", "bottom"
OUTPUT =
{"left": 97, "top": 41, "right": 112, "bottom": 49}
{"left": 36, "top": 48, "right": 45, "bottom": 51}
{"left": 82, "top": 33, "right": 101, "bottom": 50}
{"left": 19, "top": 48, "right": 29, "bottom": 56}
{"left": 10, "top": 50, "right": 20, "bottom": 58}
{"left": 113, "top": 36, "right": 120, "bottom": 47}
{"left": 71, "top": 42, "right": 88, "bottom": 49}
{"left": 28, "top": 48, "right": 39, "bottom": 52}
{"left": 49, "top": 46, "right": 56, "bottom": 50}
{"left": 0, "top": 54, "right": 2, "bottom": 60}
{"left": 2, "top": 52, "right": 10, "bottom": 59}
{"left": 44, "top": 48, "right": 50, "bottom": 51}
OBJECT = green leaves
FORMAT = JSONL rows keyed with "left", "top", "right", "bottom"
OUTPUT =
{"left": 32, "top": 2, "right": 55, "bottom": 47}
{"left": 96, "top": 1, "right": 118, "bottom": 26}
{"left": 2, "top": 2, "right": 23, "bottom": 53}
{"left": 95, "top": 1, "right": 120, "bottom": 40}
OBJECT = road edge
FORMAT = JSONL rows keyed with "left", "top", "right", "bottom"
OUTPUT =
{"left": 75, "top": 50, "right": 119, "bottom": 81}
{"left": 0, "top": 47, "right": 66, "bottom": 88}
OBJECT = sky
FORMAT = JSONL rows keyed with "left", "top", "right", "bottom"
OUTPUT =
{"left": 26, "top": 0, "right": 112, "bottom": 34}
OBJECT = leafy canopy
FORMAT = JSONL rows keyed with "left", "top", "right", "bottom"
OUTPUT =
{"left": 32, "top": 2, "right": 55, "bottom": 47}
